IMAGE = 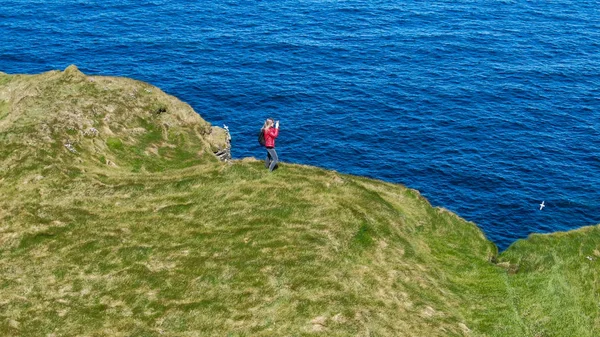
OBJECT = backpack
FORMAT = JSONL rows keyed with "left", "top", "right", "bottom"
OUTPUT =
{"left": 258, "top": 129, "right": 266, "bottom": 146}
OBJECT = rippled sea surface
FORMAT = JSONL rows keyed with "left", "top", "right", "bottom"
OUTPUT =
{"left": 1, "top": 0, "right": 599, "bottom": 250}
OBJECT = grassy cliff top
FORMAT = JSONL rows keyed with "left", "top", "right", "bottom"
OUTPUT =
{"left": 0, "top": 68, "right": 598, "bottom": 336}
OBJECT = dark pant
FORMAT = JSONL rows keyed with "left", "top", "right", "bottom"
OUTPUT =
{"left": 265, "top": 147, "right": 279, "bottom": 171}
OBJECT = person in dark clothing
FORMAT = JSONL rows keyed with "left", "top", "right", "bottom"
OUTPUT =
{"left": 262, "top": 118, "right": 280, "bottom": 171}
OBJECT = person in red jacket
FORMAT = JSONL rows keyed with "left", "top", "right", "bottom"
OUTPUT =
{"left": 262, "top": 118, "right": 280, "bottom": 171}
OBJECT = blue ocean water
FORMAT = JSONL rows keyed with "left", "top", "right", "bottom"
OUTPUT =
{"left": 1, "top": 0, "right": 598, "bottom": 250}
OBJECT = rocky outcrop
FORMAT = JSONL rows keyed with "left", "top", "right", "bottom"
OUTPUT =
{"left": 208, "top": 125, "right": 232, "bottom": 161}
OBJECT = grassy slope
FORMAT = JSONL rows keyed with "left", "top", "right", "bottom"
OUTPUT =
{"left": 0, "top": 68, "right": 597, "bottom": 336}
{"left": 499, "top": 227, "right": 600, "bottom": 337}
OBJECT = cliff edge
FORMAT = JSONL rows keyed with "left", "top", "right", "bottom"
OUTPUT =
{"left": 0, "top": 68, "right": 597, "bottom": 337}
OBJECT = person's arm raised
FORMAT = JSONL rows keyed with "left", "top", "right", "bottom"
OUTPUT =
{"left": 269, "top": 126, "right": 279, "bottom": 138}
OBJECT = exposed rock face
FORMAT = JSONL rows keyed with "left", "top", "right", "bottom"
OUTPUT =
{"left": 208, "top": 125, "right": 231, "bottom": 161}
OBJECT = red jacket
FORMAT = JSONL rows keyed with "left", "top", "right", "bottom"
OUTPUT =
{"left": 264, "top": 127, "right": 279, "bottom": 148}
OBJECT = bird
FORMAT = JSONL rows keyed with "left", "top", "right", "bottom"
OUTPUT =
{"left": 539, "top": 201, "right": 545, "bottom": 210}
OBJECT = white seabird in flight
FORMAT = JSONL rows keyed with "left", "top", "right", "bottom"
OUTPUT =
{"left": 539, "top": 201, "right": 545, "bottom": 210}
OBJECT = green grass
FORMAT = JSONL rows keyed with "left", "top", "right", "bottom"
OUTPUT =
{"left": 498, "top": 228, "right": 600, "bottom": 337}
{"left": 0, "top": 72, "right": 12, "bottom": 86}
{"left": 106, "top": 137, "right": 124, "bottom": 150}
{"left": 0, "top": 67, "right": 598, "bottom": 336}
{"left": 0, "top": 100, "right": 8, "bottom": 120}
{"left": 0, "top": 160, "right": 501, "bottom": 336}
